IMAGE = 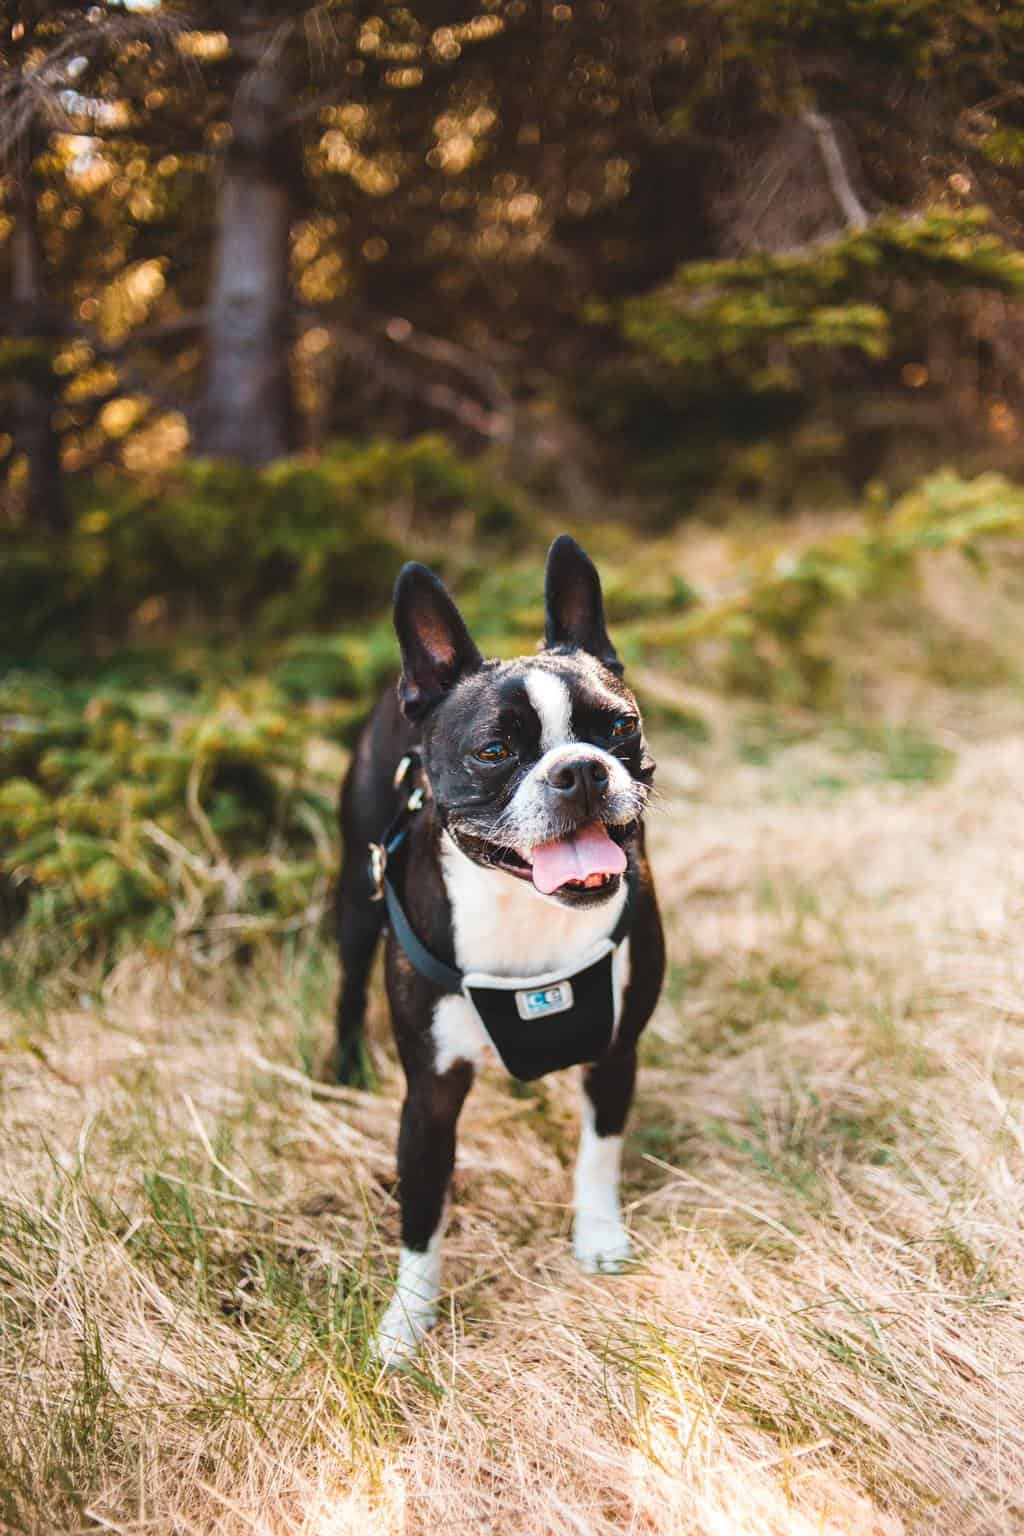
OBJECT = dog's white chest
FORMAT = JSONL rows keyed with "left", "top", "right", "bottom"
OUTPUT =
{"left": 440, "top": 832, "right": 626, "bottom": 975}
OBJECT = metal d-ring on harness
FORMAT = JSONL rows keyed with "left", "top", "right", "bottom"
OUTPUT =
{"left": 367, "top": 751, "right": 637, "bottom": 1081}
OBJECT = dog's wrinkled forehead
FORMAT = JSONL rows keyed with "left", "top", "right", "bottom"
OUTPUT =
{"left": 433, "top": 653, "right": 637, "bottom": 755}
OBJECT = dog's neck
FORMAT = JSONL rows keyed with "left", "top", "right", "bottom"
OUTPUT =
{"left": 439, "top": 830, "right": 627, "bottom": 978}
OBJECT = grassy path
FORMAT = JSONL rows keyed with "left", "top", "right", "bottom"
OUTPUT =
{"left": 3, "top": 699, "right": 1024, "bottom": 1534}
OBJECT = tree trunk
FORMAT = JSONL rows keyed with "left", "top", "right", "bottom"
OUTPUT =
{"left": 195, "top": 45, "right": 296, "bottom": 463}
{"left": 10, "top": 155, "right": 66, "bottom": 533}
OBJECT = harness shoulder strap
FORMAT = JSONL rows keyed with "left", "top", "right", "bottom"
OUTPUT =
{"left": 369, "top": 750, "right": 465, "bottom": 993}
{"left": 383, "top": 873, "right": 464, "bottom": 993}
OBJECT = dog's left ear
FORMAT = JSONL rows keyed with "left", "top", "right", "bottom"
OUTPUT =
{"left": 544, "top": 534, "right": 622, "bottom": 676}
{"left": 393, "top": 562, "right": 483, "bottom": 721}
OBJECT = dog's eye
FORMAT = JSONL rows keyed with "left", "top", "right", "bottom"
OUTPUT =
{"left": 475, "top": 740, "right": 512, "bottom": 763}
{"left": 609, "top": 714, "right": 638, "bottom": 739}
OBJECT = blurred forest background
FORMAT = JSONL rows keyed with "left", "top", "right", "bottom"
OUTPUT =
{"left": 5, "top": 0, "right": 1024, "bottom": 975}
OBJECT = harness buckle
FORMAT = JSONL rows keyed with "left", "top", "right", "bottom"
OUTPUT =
{"left": 368, "top": 842, "right": 386, "bottom": 901}
{"left": 407, "top": 786, "right": 425, "bottom": 812}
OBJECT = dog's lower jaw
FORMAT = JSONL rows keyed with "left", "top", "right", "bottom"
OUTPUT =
{"left": 573, "top": 1103, "right": 632, "bottom": 1273}
{"left": 369, "top": 1235, "right": 442, "bottom": 1369}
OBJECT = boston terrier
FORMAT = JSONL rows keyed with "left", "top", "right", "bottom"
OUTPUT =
{"left": 335, "top": 535, "right": 665, "bottom": 1364}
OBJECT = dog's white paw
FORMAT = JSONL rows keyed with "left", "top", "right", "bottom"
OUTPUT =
{"left": 369, "top": 1239, "right": 442, "bottom": 1369}
{"left": 369, "top": 1291, "right": 437, "bottom": 1369}
{"left": 573, "top": 1216, "right": 633, "bottom": 1274}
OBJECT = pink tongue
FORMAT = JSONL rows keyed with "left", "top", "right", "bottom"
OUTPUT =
{"left": 530, "top": 821, "right": 627, "bottom": 895}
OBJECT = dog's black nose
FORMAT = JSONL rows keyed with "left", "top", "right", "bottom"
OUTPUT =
{"left": 546, "top": 756, "right": 609, "bottom": 814}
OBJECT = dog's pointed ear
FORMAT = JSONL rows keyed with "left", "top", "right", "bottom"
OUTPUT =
{"left": 393, "top": 562, "right": 483, "bottom": 721}
{"left": 544, "top": 534, "right": 622, "bottom": 676}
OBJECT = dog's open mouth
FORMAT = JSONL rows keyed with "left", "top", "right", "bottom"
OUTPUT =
{"left": 477, "top": 820, "right": 631, "bottom": 897}
{"left": 529, "top": 820, "right": 627, "bottom": 895}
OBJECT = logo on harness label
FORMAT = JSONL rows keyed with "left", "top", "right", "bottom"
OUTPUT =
{"left": 515, "top": 980, "right": 574, "bottom": 1021}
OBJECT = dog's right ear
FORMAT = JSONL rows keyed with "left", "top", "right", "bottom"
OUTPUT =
{"left": 393, "top": 562, "right": 483, "bottom": 721}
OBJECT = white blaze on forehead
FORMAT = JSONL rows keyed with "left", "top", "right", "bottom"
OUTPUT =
{"left": 525, "top": 668, "right": 574, "bottom": 753}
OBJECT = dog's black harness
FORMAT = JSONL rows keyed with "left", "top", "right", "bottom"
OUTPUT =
{"left": 369, "top": 753, "right": 635, "bottom": 1081}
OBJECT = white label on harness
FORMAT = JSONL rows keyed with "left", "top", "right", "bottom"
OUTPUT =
{"left": 515, "top": 979, "right": 574, "bottom": 1022}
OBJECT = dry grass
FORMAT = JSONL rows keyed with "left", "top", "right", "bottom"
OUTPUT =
{"left": 5, "top": 556, "right": 1024, "bottom": 1534}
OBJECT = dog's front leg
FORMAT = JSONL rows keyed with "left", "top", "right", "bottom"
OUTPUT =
{"left": 574, "top": 1045, "right": 637, "bottom": 1272}
{"left": 371, "top": 1059, "right": 474, "bottom": 1367}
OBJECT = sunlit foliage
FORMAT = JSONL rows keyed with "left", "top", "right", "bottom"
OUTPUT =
{"left": 621, "top": 210, "right": 1024, "bottom": 383}
{"left": 3, "top": 0, "right": 1024, "bottom": 504}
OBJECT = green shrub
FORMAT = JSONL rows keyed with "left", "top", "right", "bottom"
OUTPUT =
{"left": 633, "top": 470, "right": 1024, "bottom": 701}
{"left": 0, "top": 671, "right": 349, "bottom": 976}
{"left": 578, "top": 209, "right": 1024, "bottom": 514}
{"left": 620, "top": 210, "right": 1024, "bottom": 386}
{"left": 0, "top": 435, "right": 531, "bottom": 660}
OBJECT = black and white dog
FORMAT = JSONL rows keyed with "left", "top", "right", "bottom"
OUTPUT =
{"left": 336, "top": 535, "right": 664, "bottom": 1364}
